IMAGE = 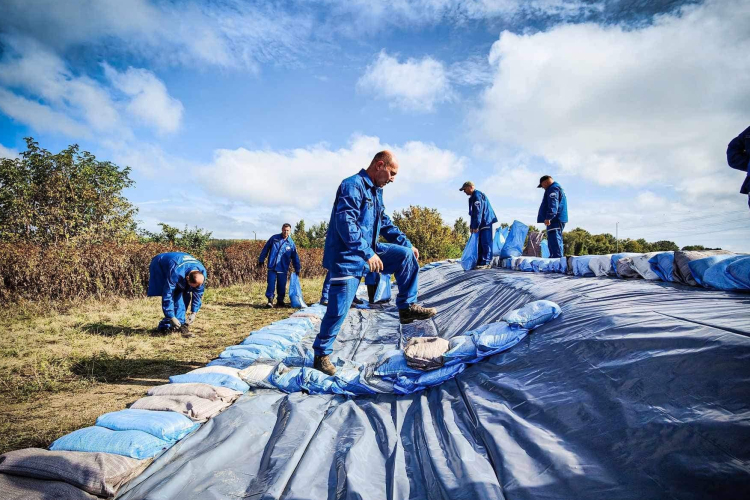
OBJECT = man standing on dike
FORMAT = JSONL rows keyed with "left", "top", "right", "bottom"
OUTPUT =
{"left": 459, "top": 181, "right": 497, "bottom": 269}
{"left": 312, "top": 150, "right": 437, "bottom": 375}
{"left": 537, "top": 175, "right": 568, "bottom": 258}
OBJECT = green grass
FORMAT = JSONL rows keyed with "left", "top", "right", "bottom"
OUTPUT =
{"left": 0, "top": 277, "right": 324, "bottom": 454}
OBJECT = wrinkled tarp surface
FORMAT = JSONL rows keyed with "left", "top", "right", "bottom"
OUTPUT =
{"left": 117, "top": 264, "right": 750, "bottom": 500}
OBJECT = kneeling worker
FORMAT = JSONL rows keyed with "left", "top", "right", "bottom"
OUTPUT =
{"left": 312, "top": 150, "right": 437, "bottom": 375}
{"left": 147, "top": 252, "right": 206, "bottom": 337}
{"left": 258, "top": 223, "right": 301, "bottom": 308}
{"left": 537, "top": 175, "right": 568, "bottom": 258}
{"left": 459, "top": 181, "right": 497, "bottom": 269}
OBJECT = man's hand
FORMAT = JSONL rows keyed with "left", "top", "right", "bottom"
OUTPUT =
{"left": 544, "top": 219, "right": 551, "bottom": 226}
{"left": 471, "top": 228, "right": 478, "bottom": 234}
{"left": 170, "top": 317, "right": 181, "bottom": 329}
{"left": 257, "top": 260, "right": 265, "bottom": 268}
{"left": 367, "top": 254, "right": 384, "bottom": 272}
{"left": 412, "top": 247, "right": 420, "bottom": 260}
{"left": 186, "top": 312, "right": 197, "bottom": 325}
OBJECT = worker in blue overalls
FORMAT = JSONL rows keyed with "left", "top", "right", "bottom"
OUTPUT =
{"left": 537, "top": 175, "right": 568, "bottom": 258}
{"left": 727, "top": 125, "right": 750, "bottom": 210}
{"left": 147, "top": 252, "right": 206, "bottom": 337}
{"left": 460, "top": 181, "right": 498, "bottom": 269}
{"left": 258, "top": 223, "right": 301, "bottom": 308}
{"left": 312, "top": 150, "right": 437, "bottom": 375}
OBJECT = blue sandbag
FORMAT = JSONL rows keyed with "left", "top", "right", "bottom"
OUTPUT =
{"left": 701, "top": 255, "right": 750, "bottom": 291}
{"left": 571, "top": 256, "right": 595, "bottom": 276}
{"left": 331, "top": 368, "right": 376, "bottom": 396}
{"left": 300, "top": 368, "right": 337, "bottom": 394}
{"left": 492, "top": 227, "right": 508, "bottom": 257}
{"left": 289, "top": 273, "right": 307, "bottom": 309}
{"left": 473, "top": 322, "right": 529, "bottom": 355}
{"left": 96, "top": 409, "right": 199, "bottom": 442}
{"left": 503, "top": 300, "right": 562, "bottom": 330}
{"left": 220, "top": 344, "right": 289, "bottom": 360}
{"left": 169, "top": 372, "right": 249, "bottom": 393}
{"left": 251, "top": 327, "right": 306, "bottom": 342}
{"left": 461, "top": 233, "right": 479, "bottom": 271}
{"left": 517, "top": 257, "right": 538, "bottom": 272}
{"left": 648, "top": 252, "right": 675, "bottom": 282}
{"left": 727, "top": 257, "right": 750, "bottom": 289}
{"left": 281, "top": 345, "right": 314, "bottom": 367}
{"left": 374, "top": 274, "right": 392, "bottom": 302}
{"left": 270, "top": 366, "right": 303, "bottom": 393}
{"left": 271, "top": 317, "right": 314, "bottom": 329}
{"left": 500, "top": 220, "right": 529, "bottom": 258}
{"left": 394, "top": 363, "right": 467, "bottom": 394}
{"left": 531, "top": 257, "right": 565, "bottom": 273}
{"left": 373, "top": 350, "right": 425, "bottom": 379}
{"left": 541, "top": 239, "right": 550, "bottom": 258}
{"left": 207, "top": 357, "right": 255, "bottom": 369}
{"left": 443, "top": 335, "right": 479, "bottom": 365}
{"left": 688, "top": 254, "right": 737, "bottom": 286}
{"left": 50, "top": 426, "right": 170, "bottom": 460}
{"left": 240, "top": 332, "right": 296, "bottom": 349}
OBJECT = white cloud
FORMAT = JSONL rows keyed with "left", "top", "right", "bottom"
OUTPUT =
{"left": 195, "top": 135, "right": 466, "bottom": 210}
{"left": 481, "top": 164, "right": 542, "bottom": 202}
{"left": 0, "top": 143, "right": 19, "bottom": 160}
{"left": 105, "top": 65, "right": 184, "bottom": 134}
{"left": 358, "top": 51, "right": 453, "bottom": 112}
{"left": 477, "top": 0, "right": 750, "bottom": 203}
{"left": 0, "top": 88, "right": 91, "bottom": 138}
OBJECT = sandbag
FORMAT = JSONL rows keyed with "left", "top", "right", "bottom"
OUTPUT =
{"left": 147, "top": 383, "right": 241, "bottom": 403}
{"left": 50, "top": 427, "right": 170, "bottom": 460}
{"left": 517, "top": 257, "right": 537, "bottom": 272}
{"left": 206, "top": 357, "right": 255, "bottom": 369}
{"left": 168, "top": 372, "right": 249, "bottom": 393}
{"left": 701, "top": 255, "right": 750, "bottom": 291}
{"left": 394, "top": 363, "right": 466, "bottom": 394}
{"left": 727, "top": 257, "right": 750, "bottom": 289}
{"left": 373, "top": 274, "right": 392, "bottom": 302}
{"left": 541, "top": 239, "right": 550, "bottom": 258}
{"left": 523, "top": 231, "right": 544, "bottom": 257}
{"left": 0, "top": 473, "right": 98, "bottom": 500}
{"left": 570, "top": 255, "right": 596, "bottom": 277}
{"left": 615, "top": 257, "right": 641, "bottom": 279}
{"left": 289, "top": 272, "right": 307, "bottom": 308}
{"left": 404, "top": 337, "right": 450, "bottom": 371}
{"left": 331, "top": 367, "right": 375, "bottom": 396}
{"left": 299, "top": 368, "right": 337, "bottom": 394}
{"left": 610, "top": 253, "right": 641, "bottom": 277}
{"left": 187, "top": 366, "right": 241, "bottom": 378}
{"left": 492, "top": 226, "right": 508, "bottom": 257}
{"left": 443, "top": 335, "right": 479, "bottom": 365}
{"left": 461, "top": 233, "right": 479, "bottom": 270}
{"left": 373, "top": 350, "right": 425, "bottom": 379}
{"left": 358, "top": 364, "right": 396, "bottom": 394}
{"left": 96, "top": 409, "right": 199, "bottom": 442}
{"left": 531, "top": 257, "right": 566, "bottom": 273}
{"left": 503, "top": 300, "right": 562, "bottom": 329}
{"left": 0, "top": 448, "right": 149, "bottom": 498}
{"left": 628, "top": 252, "right": 663, "bottom": 280}
{"left": 238, "top": 363, "right": 277, "bottom": 389}
{"left": 500, "top": 220, "right": 529, "bottom": 258}
{"left": 589, "top": 254, "right": 615, "bottom": 277}
{"left": 473, "top": 322, "right": 529, "bottom": 354}
{"left": 688, "top": 254, "right": 736, "bottom": 286}
{"left": 240, "top": 332, "right": 296, "bottom": 349}
{"left": 648, "top": 252, "right": 675, "bottom": 282}
{"left": 130, "top": 395, "right": 230, "bottom": 422}
{"left": 269, "top": 364, "right": 303, "bottom": 393}
{"left": 673, "top": 250, "right": 733, "bottom": 286}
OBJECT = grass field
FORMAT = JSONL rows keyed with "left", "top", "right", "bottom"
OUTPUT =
{"left": 0, "top": 277, "right": 324, "bottom": 455}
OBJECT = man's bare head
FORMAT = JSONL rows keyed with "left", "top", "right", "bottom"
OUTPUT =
{"left": 366, "top": 150, "right": 399, "bottom": 188}
{"left": 187, "top": 270, "right": 204, "bottom": 288}
{"left": 281, "top": 224, "right": 291, "bottom": 238}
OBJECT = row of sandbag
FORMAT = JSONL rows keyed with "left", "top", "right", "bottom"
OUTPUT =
{"left": 0, "top": 312, "right": 327, "bottom": 499}
{"left": 213, "top": 298, "right": 561, "bottom": 396}
{"left": 500, "top": 250, "right": 750, "bottom": 291}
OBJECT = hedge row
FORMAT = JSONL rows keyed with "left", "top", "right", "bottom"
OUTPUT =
{"left": 0, "top": 241, "right": 326, "bottom": 303}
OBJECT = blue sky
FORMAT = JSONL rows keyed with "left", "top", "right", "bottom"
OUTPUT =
{"left": 1, "top": 0, "right": 748, "bottom": 250}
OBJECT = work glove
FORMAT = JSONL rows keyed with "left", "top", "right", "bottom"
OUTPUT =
{"left": 257, "top": 260, "right": 265, "bottom": 268}
{"left": 186, "top": 312, "right": 197, "bottom": 325}
{"left": 170, "top": 317, "right": 181, "bottom": 329}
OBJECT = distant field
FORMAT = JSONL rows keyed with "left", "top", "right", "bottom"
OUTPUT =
{"left": 0, "top": 277, "right": 325, "bottom": 454}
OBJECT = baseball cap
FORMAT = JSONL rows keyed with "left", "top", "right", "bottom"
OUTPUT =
{"left": 537, "top": 175, "right": 552, "bottom": 188}
{"left": 459, "top": 181, "right": 474, "bottom": 191}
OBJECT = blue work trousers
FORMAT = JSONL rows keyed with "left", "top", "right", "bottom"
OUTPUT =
{"left": 265, "top": 270, "right": 288, "bottom": 302}
{"left": 313, "top": 243, "right": 418, "bottom": 356}
{"left": 478, "top": 227, "right": 493, "bottom": 265}
{"left": 320, "top": 272, "right": 331, "bottom": 303}
{"left": 547, "top": 222, "right": 565, "bottom": 258}
{"left": 157, "top": 288, "right": 191, "bottom": 330}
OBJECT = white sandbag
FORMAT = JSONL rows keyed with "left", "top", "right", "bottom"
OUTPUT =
{"left": 130, "top": 395, "right": 231, "bottom": 422}
{"left": 238, "top": 363, "right": 277, "bottom": 389}
{"left": 588, "top": 254, "right": 615, "bottom": 277}
{"left": 147, "top": 383, "right": 241, "bottom": 403}
{"left": 628, "top": 252, "right": 663, "bottom": 280}
{"left": 186, "top": 366, "right": 241, "bottom": 378}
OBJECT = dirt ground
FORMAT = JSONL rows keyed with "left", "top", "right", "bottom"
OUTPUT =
{"left": 0, "top": 277, "right": 324, "bottom": 454}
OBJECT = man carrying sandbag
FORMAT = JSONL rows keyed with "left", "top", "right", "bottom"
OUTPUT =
{"left": 459, "top": 181, "right": 497, "bottom": 270}
{"left": 312, "top": 150, "right": 437, "bottom": 375}
{"left": 537, "top": 175, "right": 568, "bottom": 258}
{"left": 147, "top": 252, "right": 206, "bottom": 337}
{"left": 258, "top": 223, "right": 301, "bottom": 308}
{"left": 727, "top": 125, "right": 750, "bottom": 210}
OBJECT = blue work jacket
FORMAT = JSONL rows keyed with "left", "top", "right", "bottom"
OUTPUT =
{"left": 537, "top": 182, "right": 569, "bottom": 224}
{"left": 727, "top": 125, "right": 750, "bottom": 195}
{"left": 468, "top": 189, "right": 498, "bottom": 230}
{"left": 258, "top": 234, "right": 301, "bottom": 274}
{"left": 323, "top": 169, "right": 411, "bottom": 277}
{"left": 147, "top": 252, "right": 206, "bottom": 319}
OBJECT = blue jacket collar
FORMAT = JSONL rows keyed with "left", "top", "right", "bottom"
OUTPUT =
{"left": 358, "top": 169, "right": 375, "bottom": 190}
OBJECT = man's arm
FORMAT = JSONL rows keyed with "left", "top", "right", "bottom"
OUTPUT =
{"left": 727, "top": 131, "right": 749, "bottom": 172}
{"left": 191, "top": 284, "right": 205, "bottom": 313}
{"left": 334, "top": 183, "right": 376, "bottom": 260}
{"left": 379, "top": 212, "right": 411, "bottom": 247}
{"left": 469, "top": 196, "right": 480, "bottom": 230}
{"left": 292, "top": 246, "right": 301, "bottom": 274}
{"left": 545, "top": 188, "right": 560, "bottom": 222}
{"left": 258, "top": 237, "right": 273, "bottom": 264}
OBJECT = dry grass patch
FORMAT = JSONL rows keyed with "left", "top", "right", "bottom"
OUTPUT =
{"left": 0, "top": 277, "right": 324, "bottom": 454}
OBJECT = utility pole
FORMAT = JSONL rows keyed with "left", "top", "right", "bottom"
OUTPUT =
{"left": 253, "top": 231, "right": 256, "bottom": 241}
{"left": 616, "top": 222, "right": 619, "bottom": 253}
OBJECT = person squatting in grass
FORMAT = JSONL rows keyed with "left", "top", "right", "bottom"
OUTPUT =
{"left": 312, "top": 150, "right": 438, "bottom": 376}
{"left": 147, "top": 252, "right": 206, "bottom": 338}
{"left": 257, "top": 223, "right": 301, "bottom": 308}
{"left": 459, "top": 180, "right": 498, "bottom": 270}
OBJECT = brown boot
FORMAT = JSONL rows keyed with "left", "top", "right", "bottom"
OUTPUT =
{"left": 313, "top": 355, "right": 336, "bottom": 376}
{"left": 399, "top": 303, "right": 437, "bottom": 324}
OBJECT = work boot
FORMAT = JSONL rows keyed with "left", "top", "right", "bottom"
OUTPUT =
{"left": 476, "top": 264, "right": 491, "bottom": 270}
{"left": 314, "top": 355, "right": 336, "bottom": 376}
{"left": 319, "top": 299, "right": 328, "bottom": 306}
{"left": 276, "top": 300, "right": 286, "bottom": 308}
{"left": 351, "top": 296, "right": 364, "bottom": 308}
{"left": 266, "top": 300, "right": 274, "bottom": 308}
{"left": 180, "top": 323, "right": 193, "bottom": 338}
{"left": 399, "top": 303, "right": 437, "bottom": 324}
{"left": 367, "top": 284, "right": 377, "bottom": 304}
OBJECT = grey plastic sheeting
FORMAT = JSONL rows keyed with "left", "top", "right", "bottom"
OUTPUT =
{"left": 117, "top": 264, "right": 750, "bottom": 500}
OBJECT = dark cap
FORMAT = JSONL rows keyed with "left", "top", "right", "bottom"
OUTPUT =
{"left": 537, "top": 175, "right": 552, "bottom": 188}
{"left": 459, "top": 181, "right": 474, "bottom": 192}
